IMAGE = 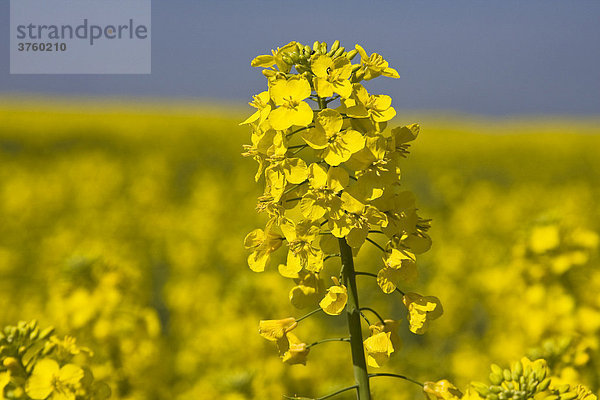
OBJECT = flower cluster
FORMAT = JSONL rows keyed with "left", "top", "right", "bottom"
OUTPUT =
{"left": 243, "top": 41, "right": 441, "bottom": 365}
{"left": 467, "top": 358, "right": 597, "bottom": 400}
{"left": 0, "top": 320, "right": 110, "bottom": 400}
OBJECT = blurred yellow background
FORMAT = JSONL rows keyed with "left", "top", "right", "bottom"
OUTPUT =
{"left": 0, "top": 98, "right": 599, "bottom": 399}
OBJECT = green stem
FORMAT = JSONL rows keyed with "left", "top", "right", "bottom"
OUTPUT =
{"left": 368, "top": 373, "right": 424, "bottom": 387}
{"left": 306, "top": 337, "right": 350, "bottom": 349}
{"left": 339, "top": 238, "right": 372, "bottom": 400}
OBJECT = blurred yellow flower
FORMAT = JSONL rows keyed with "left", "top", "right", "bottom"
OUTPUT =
{"left": 26, "top": 359, "right": 84, "bottom": 400}
{"left": 423, "top": 380, "right": 463, "bottom": 400}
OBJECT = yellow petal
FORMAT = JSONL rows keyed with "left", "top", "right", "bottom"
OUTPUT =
{"left": 315, "top": 78, "right": 334, "bottom": 98}
{"left": 316, "top": 109, "right": 343, "bottom": 137}
{"left": 258, "top": 318, "right": 297, "bottom": 342}
{"left": 372, "top": 106, "right": 396, "bottom": 123}
{"left": 291, "top": 101, "right": 315, "bottom": 127}
{"left": 26, "top": 359, "right": 59, "bottom": 400}
{"left": 58, "top": 364, "right": 84, "bottom": 386}
{"left": 308, "top": 163, "right": 328, "bottom": 189}
{"left": 283, "top": 158, "right": 308, "bottom": 184}
{"left": 302, "top": 127, "right": 328, "bottom": 149}
{"left": 268, "top": 106, "right": 295, "bottom": 130}
{"left": 382, "top": 67, "right": 400, "bottom": 78}
{"left": 326, "top": 167, "right": 349, "bottom": 193}
{"left": 287, "top": 77, "right": 312, "bottom": 102}
{"left": 251, "top": 54, "right": 275, "bottom": 68}
{"left": 311, "top": 54, "right": 333, "bottom": 78}
{"left": 333, "top": 79, "right": 353, "bottom": 99}
{"left": 319, "top": 284, "right": 348, "bottom": 315}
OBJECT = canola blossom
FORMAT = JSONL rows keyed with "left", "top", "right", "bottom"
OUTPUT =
{"left": 242, "top": 40, "right": 441, "bottom": 400}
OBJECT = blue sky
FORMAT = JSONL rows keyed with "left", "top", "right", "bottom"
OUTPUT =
{"left": 1, "top": 0, "right": 599, "bottom": 116}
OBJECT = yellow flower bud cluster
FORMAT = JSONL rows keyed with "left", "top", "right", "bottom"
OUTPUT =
{"left": 469, "top": 358, "right": 597, "bottom": 400}
{"left": 0, "top": 320, "right": 110, "bottom": 400}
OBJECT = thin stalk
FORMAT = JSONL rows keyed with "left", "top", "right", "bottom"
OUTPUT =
{"left": 368, "top": 373, "right": 424, "bottom": 387}
{"left": 284, "top": 385, "right": 358, "bottom": 400}
{"left": 359, "top": 307, "right": 385, "bottom": 325}
{"left": 365, "top": 237, "right": 386, "bottom": 253}
{"left": 296, "top": 308, "right": 323, "bottom": 323}
{"left": 359, "top": 311, "right": 372, "bottom": 326}
{"left": 306, "top": 337, "right": 351, "bottom": 349}
{"left": 354, "top": 272, "right": 405, "bottom": 296}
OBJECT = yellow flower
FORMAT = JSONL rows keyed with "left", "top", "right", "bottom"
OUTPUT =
{"left": 0, "top": 372, "right": 10, "bottom": 400}
{"left": 301, "top": 109, "right": 365, "bottom": 166}
{"left": 340, "top": 84, "right": 396, "bottom": 123}
{"left": 299, "top": 163, "right": 348, "bottom": 221}
{"left": 279, "top": 219, "right": 324, "bottom": 275}
{"left": 403, "top": 292, "right": 443, "bottom": 334}
{"left": 277, "top": 332, "right": 310, "bottom": 365}
{"left": 262, "top": 156, "right": 308, "bottom": 202}
{"left": 251, "top": 41, "right": 298, "bottom": 73}
{"left": 369, "top": 319, "right": 401, "bottom": 355}
{"left": 240, "top": 91, "right": 272, "bottom": 126}
{"left": 319, "top": 277, "right": 348, "bottom": 315}
{"left": 268, "top": 76, "right": 314, "bottom": 131}
{"left": 258, "top": 317, "right": 297, "bottom": 342}
{"left": 363, "top": 331, "right": 394, "bottom": 368}
{"left": 355, "top": 44, "right": 400, "bottom": 81}
{"left": 377, "top": 249, "right": 417, "bottom": 294}
{"left": 573, "top": 385, "right": 597, "bottom": 400}
{"left": 244, "top": 219, "right": 284, "bottom": 272}
{"left": 26, "top": 359, "right": 84, "bottom": 400}
{"left": 289, "top": 270, "right": 325, "bottom": 309}
{"left": 329, "top": 190, "right": 388, "bottom": 248}
{"left": 311, "top": 54, "right": 353, "bottom": 98}
{"left": 423, "top": 380, "right": 463, "bottom": 400}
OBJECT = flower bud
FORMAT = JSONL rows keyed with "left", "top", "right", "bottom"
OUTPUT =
{"left": 489, "top": 373, "right": 503, "bottom": 385}
{"left": 346, "top": 49, "right": 359, "bottom": 60}
{"left": 333, "top": 47, "right": 345, "bottom": 58}
{"left": 319, "top": 42, "right": 327, "bottom": 54}
{"left": 560, "top": 392, "right": 578, "bottom": 400}
{"left": 330, "top": 40, "right": 340, "bottom": 52}
{"left": 538, "top": 378, "right": 551, "bottom": 391}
